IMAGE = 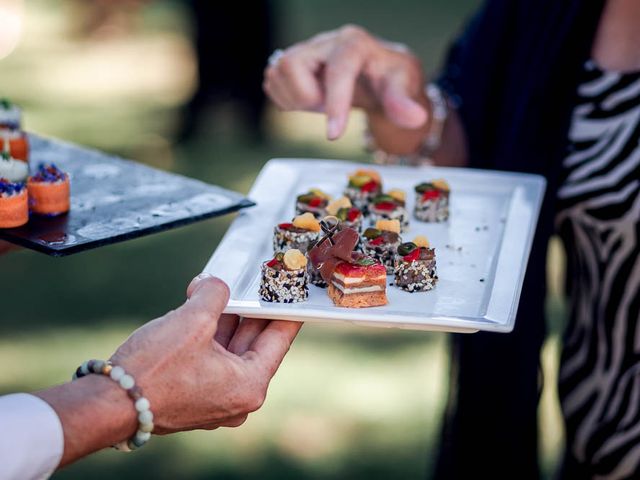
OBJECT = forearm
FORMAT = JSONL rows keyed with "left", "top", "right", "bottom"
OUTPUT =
{"left": 366, "top": 92, "right": 469, "bottom": 167}
{"left": 35, "top": 374, "right": 137, "bottom": 469}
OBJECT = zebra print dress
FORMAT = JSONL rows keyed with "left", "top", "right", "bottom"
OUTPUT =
{"left": 557, "top": 60, "right": 640, "bottom": 479}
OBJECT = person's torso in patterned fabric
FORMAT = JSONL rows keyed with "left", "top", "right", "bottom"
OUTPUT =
{"left": 557, "top": 59, "right": 640, "bottom": 479}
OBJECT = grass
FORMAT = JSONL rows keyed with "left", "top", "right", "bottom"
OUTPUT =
{"left": 0, "top": 1, "right": 566, "bottom": 479}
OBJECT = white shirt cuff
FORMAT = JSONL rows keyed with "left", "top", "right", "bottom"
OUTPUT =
{"left": 0, "top": 393, "right": 64, "bottom": 480}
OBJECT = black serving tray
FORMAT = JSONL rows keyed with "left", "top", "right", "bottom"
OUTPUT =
{"left": 0, "top": 134, "right": 254, "bottom": 256}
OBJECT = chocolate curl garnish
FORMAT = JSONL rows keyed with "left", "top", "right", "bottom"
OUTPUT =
{"left": 309, "top": 226, "right": 360, "bottom": 282}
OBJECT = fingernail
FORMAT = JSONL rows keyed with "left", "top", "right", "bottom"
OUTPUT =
{"left": 327, "top": 117, "right": 341, "bottom": 140}
{"left": 187, "top": 272, "right": 214, "bottom": 299}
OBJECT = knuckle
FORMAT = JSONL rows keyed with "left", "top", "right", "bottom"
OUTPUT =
{"left": 340, "top": 24, "right": 367, "bottom": 40}
{"left": 249, "top": 392, "right": 266, "bottom": 412}
{"left": 278, "top": 54, "right": 294, "bottom": 75}
{"left": 229, "top": 415, "right": 248, "bottom": 427}
{"left": 242, "top": 386, "right": 266, "bottom": 413}
{"left": 290, "top": 85, "right": 318, "bottom": 110}
{"left": 264, "top": 65, "right": 277, "bottom": 80}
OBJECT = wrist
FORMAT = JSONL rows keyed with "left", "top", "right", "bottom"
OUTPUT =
{"left": 36, "top": 374, "right": 137, "bottom": 467}
{"left": 365, "top": 83, "right": 449, "bottom": 164}
{"left": 365, "top": 90, "right": 432, "bottom": 154}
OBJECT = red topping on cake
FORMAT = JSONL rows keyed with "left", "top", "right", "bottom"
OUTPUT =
{"left": 334, "top": 261, "right": 386, "bottom": 277}
{"left": 369, "top": 236, "right": 385, "bottom": 246}
{"left": 278, "top": 222, "right": 294, "bottom": 230}
{"left": 374, "top": 201, "right": 397, "bottom": 211}
{"left": 308, "top": 197, "right": 323, "bottom": 207}
{"left": 403, "top": 249, "right": 421, "bottom": 262}
{"left": 266, "top": 258, "right": 279, "bottom": 268}
{"left": 346, "top": 207, "right": 360, "bottom": 222}
{"left": 360, "top": 180, "right": 379, "bottom": 193}
{"left": 422, "top": 190, "right": 441, "bottom": 200}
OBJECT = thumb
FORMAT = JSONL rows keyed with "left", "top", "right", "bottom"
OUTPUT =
{"left": 380, "top": 77, "right": 428, "bottom": 130}
{"left": 182, "top": 274, "right": 230, "bottom": 333}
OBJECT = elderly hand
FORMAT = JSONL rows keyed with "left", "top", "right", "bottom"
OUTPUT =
{"left": 110, "top": 273, "right": 302, "bottom": 433}
{"left": 37, "top": 273, "right": 302, "bottom": 468}
{"left": 263, "top": 24, "right": 428, "bottom": 140}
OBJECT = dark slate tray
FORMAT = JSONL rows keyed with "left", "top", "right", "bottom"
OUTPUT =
{"left": 0, "top": 134, "right": 254, "bottom": 256}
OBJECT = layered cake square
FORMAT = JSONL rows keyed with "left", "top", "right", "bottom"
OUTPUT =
{"left": 328, "top": 256, "right": 387, "bottom": 308}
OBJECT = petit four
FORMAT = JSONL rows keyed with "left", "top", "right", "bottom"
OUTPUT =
{"left": 394, "top": 236, "right": 438, "bottom": 292}
{"left": 27, "top": 163, "right": 70, "bottom": 216}
{"left": 326, "top": 196, "right": 363, "bottom": 233}
{"left": 414, "top": 179, "right": 450, "bottom": 222}
{"left": 260, "top": 249, "right": 309, "bottom": 303}
{"left": 369, "top": 189, "right": 409, "bottom": 232}
{"left": 328, "top": 256, "right": 387, "bottom": 308}
{"left": 361, "top": 219, "right": 402, "bottom": 274}
{"left": 0, "top": 178, "right": 28, "bottom": 228}
{"left": 295, "top": 188, "right": 331, "bottom": 218}
{"left": 273, "top": 212, "right": 321, "bottom": 253}
{"left": 309, "top": 226, "right": 387, "bottom": 308}
{"left": 344, "top": 169, "right": 382, "bottom": 214}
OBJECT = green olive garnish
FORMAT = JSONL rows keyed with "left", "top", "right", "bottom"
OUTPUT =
{"left": 336, "top": 207, "right": 349, "bottom": 221}
{"left": 297, "top": 193, "right": 316, "bottom": 204}
{"left": 363, "top": 228, "right": 381, "bottom": 240}
{"left": 397, "top": 242, "right": 418, "bottom": 256}
{"left": 372, "top": 194, "right": 395, "bottom": 203}
{"left": 414, "top": 182, "right": 434, "bottom": 194}
{"left": 355, "top": 256, "right": 376, "bottom": 266}
{"left": 275, "top": 252, "right": 285, "bottom": 262}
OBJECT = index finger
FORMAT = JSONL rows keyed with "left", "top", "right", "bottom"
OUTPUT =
{"left": 324, "top": 48, "right": 365, "bottom": 140}
{"left": 244, "top": 320, "right": 303, "bottom": 377}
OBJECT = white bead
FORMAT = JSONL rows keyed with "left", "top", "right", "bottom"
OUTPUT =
{"left": 109, "top": 366, "right": 125, "bottom": 382}
{"left": 135, "top": 431, "right": 151, "bottom": 442}
{"left": 80, "top": 361, "right": 90, "bottom": 375}
{"left": 135, "top": 397, "right": 150, "bottom": 412}
{"left": 138, "top": 410, "right": 154, "bottom": 425}
{"left": 119, "top": 374, "right": 135, "bottom": 390}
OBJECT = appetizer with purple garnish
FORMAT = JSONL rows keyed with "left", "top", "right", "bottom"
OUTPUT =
{"left": 27, "top": 163, "right": 70, "bottom": 216}
{"left": 0, "top": 178, "right": 28, "bottom": 228}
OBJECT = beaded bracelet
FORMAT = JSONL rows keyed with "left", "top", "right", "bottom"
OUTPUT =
{"left": 72, "top": 359, "right": 154, "bottom": 452}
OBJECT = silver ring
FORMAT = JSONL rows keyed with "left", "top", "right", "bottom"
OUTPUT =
{"left": 268, "top": 48, "right": 285, "bottom": 67}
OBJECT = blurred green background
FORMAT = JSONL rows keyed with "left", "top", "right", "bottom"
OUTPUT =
{"left": 0, "top": 1, "right": 568, "bottom": 478}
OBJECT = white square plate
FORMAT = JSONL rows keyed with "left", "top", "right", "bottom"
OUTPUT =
{"left": 203, "top": 159, "right": 546, "bottom": 333}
